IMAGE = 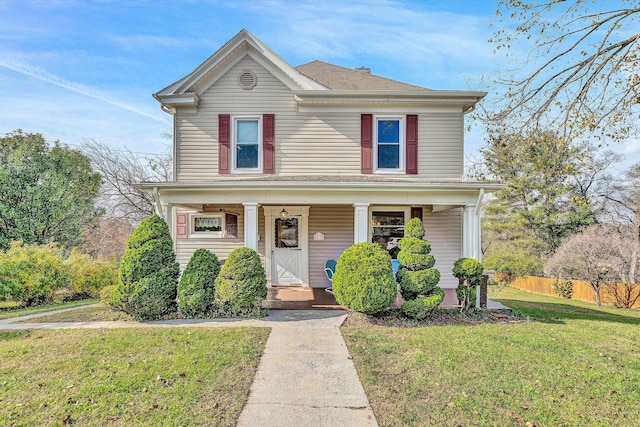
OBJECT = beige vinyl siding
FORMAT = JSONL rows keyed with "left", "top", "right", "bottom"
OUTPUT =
{"left": 176, "top": 56, "right": 360, "bottom": 180}
{"left": 308, "top": 205, "right": 354, "bottom": 288}
{"left": 419, "top": 113, "right": 463, "bottom": 180}
{"left": 175, "top": 55, "right": 464, "bottom": 181}
{"left": 423, "top": 207, "right": 462, "bottom": 288}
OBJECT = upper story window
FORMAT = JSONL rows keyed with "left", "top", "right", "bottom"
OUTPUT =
{"left": 233, "top": 116, "right": 262, "bottom": 172}
{"left": 375, "top": 116, "right": 405, "bottom": 173}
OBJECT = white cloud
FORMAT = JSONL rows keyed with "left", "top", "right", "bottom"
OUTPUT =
{"left": 0, "top": 58, "right": 165, "bottom": 123}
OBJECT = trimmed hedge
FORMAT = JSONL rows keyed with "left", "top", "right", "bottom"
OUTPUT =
{"left": 452, "top": 257, "right": 484, "bottom": 310}
{"left": 397, "top": 218, "right": 444, "bottom": 318}
{"left": 333, "top": 242, "right": 397, "bottom": 315}
{"left": 214, "top": 247, "right": 267, "bottom": 316}
{"left": 178, "top": 249, "right": 221, "bottom": 317}
{"left": 112, "top": 215, "right": 179, "bottom": 320}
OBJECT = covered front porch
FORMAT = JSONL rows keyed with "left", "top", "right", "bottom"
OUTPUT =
{"left": 141, "top": 177, "right": 501, "bottom": 300}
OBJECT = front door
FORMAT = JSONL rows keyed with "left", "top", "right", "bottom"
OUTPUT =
{"left": 273, "top": 216, "right": 302, "bottom": 285}
{"left": 265, "top": 206, "right": 309, "bottom": 287}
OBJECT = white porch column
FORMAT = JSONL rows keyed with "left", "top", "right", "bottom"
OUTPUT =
{"left": 462, "top": 205, "right": 476, "bottom": 259}
{"left": 243, "top": 202, "right": 259, "bottom": 250}
{"left": 353, "top": 203, "right": 370, "bottom": 243}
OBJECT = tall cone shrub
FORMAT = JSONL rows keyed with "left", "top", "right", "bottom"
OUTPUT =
{"left": 396, "top": 218, "right": 444, "bottom": 319}
{"left": 214, "top": 247, "right": 267, "bottom": 316}
{"left": 178, "top": 248, "right": 220, "bottom": 317}
{"left": 112, "top": 214, "right": 179, "bottom": 320}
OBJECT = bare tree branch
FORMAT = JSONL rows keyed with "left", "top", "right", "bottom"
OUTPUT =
{"left": 484, "top": 0, "right": 640, "bottom": 140}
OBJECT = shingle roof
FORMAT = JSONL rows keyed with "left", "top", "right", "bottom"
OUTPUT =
{"left": 295, "top": 60, "right": 429, "bottom": 91}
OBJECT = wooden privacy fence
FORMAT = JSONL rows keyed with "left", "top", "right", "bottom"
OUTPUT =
{"left": 504, "top": 275, "right": 640, "bottom": 308}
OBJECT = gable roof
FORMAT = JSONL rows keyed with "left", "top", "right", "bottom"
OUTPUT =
{"left": 153, "top": 29, "right": 485, "bottom": 112}
{"left": 154, "top": 29, "right": 327, "bottom": 109}
{"left": 295, "top": 60, "right": 428, "bottom": 91}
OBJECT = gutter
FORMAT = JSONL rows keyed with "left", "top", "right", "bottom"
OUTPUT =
{"left": 153, "top": 186, "right": 163, "bottom": 217}
{"left": 474, "top": 188, "right": 485, "bottom": 216}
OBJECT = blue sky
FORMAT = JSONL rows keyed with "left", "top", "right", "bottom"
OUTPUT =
{"left": 0, "top": 0, "right": 636, "bottom": 169}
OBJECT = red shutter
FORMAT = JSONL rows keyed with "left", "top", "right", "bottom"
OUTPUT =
{"left": 361, "top": 114, "right": 373, "bottom": 174}
{"left": 406, "top": 114, "right": 418, "bottom": 174}
{"left": 263, "top": 114, "right": 275, "bottom": 174}
{"left": 225, "top": 213, "right": 238, "bottom": 238}
{"left": 218, "top": 114, "right": 230, "bottom": 174}
{"left": 411, "top": 207, "right": 423, "bottom": 221}
{"left": 175, "top": 213, "right": 188, "bottom": 239}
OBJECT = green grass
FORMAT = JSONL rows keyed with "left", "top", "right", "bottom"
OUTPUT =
{"left": 492, "top": 286, "right": 640, "bottom": 324}
{"left": 0, "top": 327, "right": 269, "bottom": 426}
{"left": 342, "top": 287, "right": 640, "bottom": 426}
{"left": 0, "top": 299, "right": 100, "bottom": 320}
{"left": 14, "top": 303, "right": 133, "bottom": 323}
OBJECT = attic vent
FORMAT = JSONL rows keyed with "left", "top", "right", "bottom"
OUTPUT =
{"left": 355, "top": 66, "right": 371, "bottom": 74}
{"left": 238, "top": 70, "right": 257, "bottom": 90}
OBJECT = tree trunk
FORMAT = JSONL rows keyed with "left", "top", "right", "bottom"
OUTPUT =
{"left": 629, "top": 214, "right": 640, "bottom": 283}
{"left": 595, "top": 287, "right": 602, "bottom": 307}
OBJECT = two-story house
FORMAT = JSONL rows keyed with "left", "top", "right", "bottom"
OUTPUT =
{"left": 141, "top": 29, "right": 500, "bottom": 295}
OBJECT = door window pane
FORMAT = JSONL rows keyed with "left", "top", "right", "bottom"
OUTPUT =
{"left": 275, "top": 218, "right": 299, "bottom": 248}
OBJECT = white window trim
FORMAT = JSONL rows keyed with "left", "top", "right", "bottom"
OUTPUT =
{"left": 369, "top": 206, "right": 411, "bottom": 240}
{"left": 189, "top": 213, "right": 225, "bottom": 238}
{"left": 374, "top": 115, "right": 405, "bottom": 174}
{"left": 232, "top": 115, "right": 262, "bottom": 173}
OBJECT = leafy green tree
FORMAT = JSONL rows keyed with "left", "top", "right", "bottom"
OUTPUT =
{"left": 480, "top": 131, "right": 594, "bottom": 261}
{"left": 0, "top": 130, "right": 102, "bottom": 251}
{"left": 111, "top": 215, "right": 179, "bottom": 320}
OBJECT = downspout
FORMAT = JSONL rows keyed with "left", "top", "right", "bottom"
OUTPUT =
{"left": 153, "top": 186, "right": 163, "bottom": 217}
{"left": 475, "top": 188, "right": 485, "bottom": 308}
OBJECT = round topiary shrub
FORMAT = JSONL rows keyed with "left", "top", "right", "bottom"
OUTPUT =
{"left": 397, "top": 218, "right": 444, "bottom": 318}
{"left": 452, "top": 258, "right": 484, "bottom": 310}
{"left": 112, "top": 214, "right": 179, "bottom": 320}
{"left": 332, "top": 242, "right": 397, "bottom": 315}
{"left": 214, "top": 246, "right": 267, "bottom": 316}
{"left": 178, "top": 249, "right": 221, "bottom": 317}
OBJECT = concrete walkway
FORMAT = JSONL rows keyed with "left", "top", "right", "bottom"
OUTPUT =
{"left": 0, "top": 308, "right": 379, "bottom": 426}
{"left": 237, "top": 311, "right": 378, "bottom": 427}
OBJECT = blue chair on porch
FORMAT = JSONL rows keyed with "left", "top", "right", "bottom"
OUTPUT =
{"left": 324, "top": 260, "right": 337, "bottom": 294}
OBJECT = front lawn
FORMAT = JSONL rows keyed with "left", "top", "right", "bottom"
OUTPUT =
{"left": 0, "top": 299, "right": 99, "bottom": 320}
{"left": 0, "top": 327, "right": 269, "bottom": 426}
{"left": 14, "top": 303, "right": 133, "bottom": 323}
{"left": 342, "top": 287, "right": 640, "bottom": 426}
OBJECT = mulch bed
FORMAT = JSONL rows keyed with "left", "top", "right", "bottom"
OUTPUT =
{"left": 343, "top": 308, "right": 527, "bottom": 328}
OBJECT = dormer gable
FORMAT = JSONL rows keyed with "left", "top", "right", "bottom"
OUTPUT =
{"left": 153, "top": 29, "right": 326, "bottom": 112}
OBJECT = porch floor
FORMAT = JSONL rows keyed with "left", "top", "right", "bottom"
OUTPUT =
{"left": 265, "top": 287, "right": 343, "bottom": 310}
{"left": 265, "top": 287, "right": 510, "bottom": 311}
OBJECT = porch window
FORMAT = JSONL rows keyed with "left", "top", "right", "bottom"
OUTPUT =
{"left": 371, "top": 211, "right": 405, "bottom": 254}
{"left": 234, "top": 117, "right": 261, "bottom": 171}
{"left": 375, "top": 117, "right": 404, "bottom": 172}
{"left": 191, "top": 214, "right": 224, "bottom": 238}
